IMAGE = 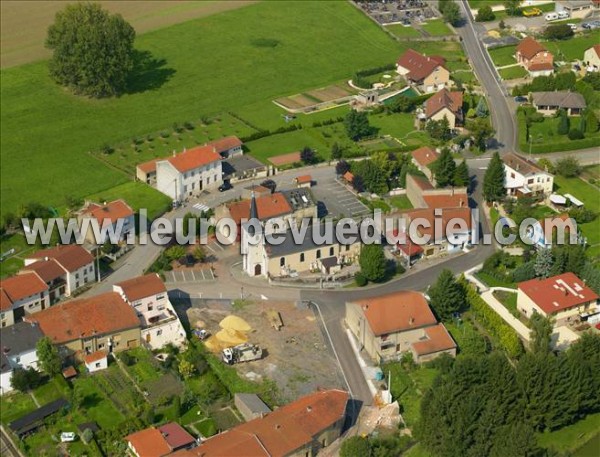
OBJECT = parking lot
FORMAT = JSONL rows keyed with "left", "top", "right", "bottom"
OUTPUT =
{"left": 311, "top": 179, "right": 371, "bottom": 218}
{"left": 164, "top": 267, "right": 215, "bottom": 283}
{"left": 358, "top": 0, "right": 436, "bottom": 25}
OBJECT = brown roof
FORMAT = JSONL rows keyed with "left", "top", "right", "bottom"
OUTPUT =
{"left": 227, "top": 193, "right": 292, "bottom": 224}
{"left": 528, "top": 61, "right": 554, "bottom": 72}
{"left": 184, "top": 389, "right": 348, "bottom": 457}
{"left": 0, "top": 272, "right": 48, "bottom": 307}
{"left": 532, "top": 91, "right": 586, "bottom": 110}
{"left": 425, "top": 89, "right": 463, "bottom": 118}
{"left": 27, "top": 244, "right": 94, "bottom": 273}
{"left": 126, "top": 427, "right": 173, "bottom": 457}
{"left": 353, "top": 291, "right": 437, "bottom": 336}
{"left": 502, "top": 152, "right": 546, "bottom": 176}
{"left": 406, "top": 207, "right": 472, "bottom": 240}
{"left": 164, "top": 145, "right": 222, "bottom": 173}
{"left": 295, "top": 175, "right": 312, "bottom": 184}
{"left": 422, "top": 191, "right": 468, "bottom": 209}
{"left": 268, "top": 151, "right": 301, "bottom": 166}
{"left": 62, "top": 366, "right": 77, "bottom": 379}
{"left": 397, "top": 49, "right": 446, "bottom": 82}
{"left": 411, "top": 147, "right": 439, "bottom": 167}
{"left": 137, "top": 158, "right": 161, "bottom": 174}
{"left": 157, "top": 423, "right": 196, "bottom": 450}
{"left": 20, "top": 259, "right": 64, "bottom": 283}
{"left": 518, "top": 273, "right": 599, "bottom": 315}
{"left": 590, "top": 44, "right": 600, "bottom": 58}
{"left": 115, "top": 274, "right": 166, "bottom": 302}
{"left": 397, "top": 241, "right": 424, "bottom": 257}
{"left": 206, "top": 136, "right": 243, "bottom": 153}
{"left": 517, "top": 36, "right": 547, "bottom": 60}
{"left": 412, "top": 324, "right": 456, "bottom": 356}
{"left": 0, "top": 289, "right": 11, "bottom": 311}
{"left": 343, "top": 171, "right": 354, "bottom": 183}
{"left": 84, "top": 350, "right": 107, "bottom": 364}
{"left": 409, "top": 174, "right": 434, "bottom": 191}
{"left": 81, "top": 200, "right": 134, "bottom": 225}
{"left": 28, "top": 292, "right": 140, "bottom": 344}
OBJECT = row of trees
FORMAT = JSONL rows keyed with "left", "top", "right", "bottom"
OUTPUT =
{"left": 432, "top": 148, "right": 470, "bottom": 188}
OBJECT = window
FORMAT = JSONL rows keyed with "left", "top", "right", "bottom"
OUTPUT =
{"left": 98, "top": 343, "right": 105, "bottom": 349}
{"left": 157, "top": 329, "right": 162, "bottom": 336}
{"left": 280, "top": 257, "right": 285, "bottom": 267}
{"left": 148, "top": 304, "right": 153, "bottom": 311}
{"left": 300, "top": 253, "right": 305, "bottom": 262}
{"left": 184, "top": 185, "right": 188, "bottom": 193}
{"left": 346, "top": 244, "right": 350, "bottom": 251}
{"left": 316, "top": 249, "right": 321, "bottom": 259}
{"left": 207, "top": 177, "right": 210, "bottom": 185}
{"left": 192, "top": 182, "right": 195, "bottom": 190}
{"left": 329, "top": 247, "right": 334, "bottom": 256}
{"left": 95, "top": 362, "right": 101, "bottom": 368}
{"left": 157, "top": 295, "right": 165, "bottom": 300}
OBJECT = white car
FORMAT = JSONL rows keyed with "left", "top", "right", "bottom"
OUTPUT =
{"left": 557, "top": 11, "right": 570, "bottom": 19}
{"left": 545, "top": 12, "right": 558, "bottom": 21}
{"left": 567, "top": 23, "right": 578, "bottom": 31}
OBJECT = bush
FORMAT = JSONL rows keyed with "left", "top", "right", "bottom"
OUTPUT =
{"left": 568, "top": 129, "right": 584, "bottom": 140}
{"left": 569, "top": 207, "right": 597, "bottom": 224}
{"left": 544, "top": 24, "right": 574, "bottom": 40}
{"left": 476, "top": 5, "right": 495, "bottom": 21}
{"left": 119, "top": 351, "right": 134, "bottom": 366}
{"left": 555, "top": 156, "right": 581, "bottom": 178}
{"left": 355, "top": 272, "right": 368, "bottom": 287}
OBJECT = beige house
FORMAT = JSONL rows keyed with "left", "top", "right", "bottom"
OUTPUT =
{"left": 410, "top": 146, "right": 439, "bottom": 184}
{"left": 345, "top": 290, "right": 456, "bottom": 364}
{"left": 27, "top": 292, "right": 141, "bottom": 358}
{"left": 424, "top": 89, "right": 463, "bottom": 129}
{"left": 531, "top": 91, "right": 587, "bottom": 116}
{"left": 396, "top": 49, "right": 450, "bottom": 93}
{"left": 517, "top": 272, "right": 600, "bottom": 326}
{"left": 503, "top": 152, "right": 554, "bottom": 197}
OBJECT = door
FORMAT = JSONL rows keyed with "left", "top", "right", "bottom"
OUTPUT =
{"left": 254, "top": 264, "right": 262, "bottom": 276}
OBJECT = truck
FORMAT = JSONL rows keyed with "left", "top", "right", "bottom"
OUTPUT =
{"left": 222, "top": 343, "right": 263, "bottom": 364}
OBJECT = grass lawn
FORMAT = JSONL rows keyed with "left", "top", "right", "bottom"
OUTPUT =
{"left": 72, "top": 377, "right": 125, "bottom": 429}
{"left": 582, "top": 164, "right": 600, "bottom": 183}
{"left": 538, "top": 412, "right": 600, "bottom": 453}
{"left": 452, "top": 71, "right": 476, "bottom": 84}
{"left": 530, "top": 204, "right": 556, "bottom": 220}
{"left": 123, "top": 347, "right": 161, "bottom": 383}
{"left": 211, "top": 407, "right": 242, "bottom": 431}
{"left": 475, "top": 270, "right": 516, "bottom": 289}
{"left": 468, "top": 0, "right": 503, "bottom": 8}
{"left": 493, "top": 290, "right": 520, "bottom": 319}
{"left": 544, "top": 33, "right": 600, "bottom": 62}
{"left": 445, "top": 316, "right": 489, "bottom": 357}
{"left": 499, "top": 65, "right": 528, "bottom": 80}
{"left": 32, "top": 376, "right": 71, "bottom": 405}
{"left": 488, "top": 45, "right": 517, "bottom": 67}
{"left": 86, "top": 181, "right": 171, "bottom": 220}
{"left": 0, "top": 0, "right": 404, "bottom": 218}
{"left": 386, "top": 24, "right": 422, "bottom": 39}
{"left": 574, "top": 433, "right": 600, "bottom": 457}
{"left": 0, "top": 232, "right": 38, "bottom": 278}
{"left": 403, "top": 443, "right": 433, "bottom": 457}
{"left": 369, "top": 112, "right": 417, "bottom": 140}
{"left": 0, "top": 391, "right": 37, "bottom": 425}
{"left": 412, "top": 41, "right": 470, "bottom": 72}
{"left": 196, "top": 417, "right": 218, "bottom": 437}
{"left": 421, "top": 19, "right": 454, "bottom": 37}
{"left": 388, "top": 195, "right": 413, "bottom": 210}
{"left": 245, "top": 129, "right": 333, "bottom": 164}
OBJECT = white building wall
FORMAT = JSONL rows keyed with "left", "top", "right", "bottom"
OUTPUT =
{"left": 156, "top": 161, "right": 182, "bottom": 201}
{"left": 66, "top": 262, "right": 96, "bottom": 294}
{"left": 1, "top": 371, "right": 13, "bottom": 395}
{"left": 86, "top": 357, "right": 108, "bottom": 373}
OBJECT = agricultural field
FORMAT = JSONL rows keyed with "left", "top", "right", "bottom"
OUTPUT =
{"left": 488, "top": 45, "right": 517, "bottom": 67}
{"left": 0, "top": 0, "right": 404, "bottom": 218}
{"left": 499, "top": 65, "right": 528, "bottom": 80}
{"left": 421, "top": 19, "right": 454, "bottom": 37}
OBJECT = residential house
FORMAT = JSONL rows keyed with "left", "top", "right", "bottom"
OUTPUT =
{"left": 517, "top": 272, "right": 600, "bottom": 327}
{"left": 26, "top": 292, "right": 141, "bottom": 358}
{"left": 423, "top": 89, "right": 463, "bottom": 130}
{"left": 410, "top": 146, "right": 439, "bottom": 184}
{"left": 234, "top": 393, "right": 272, "bottom": 422}
{"left": 78, "top": 200, "right": 135, "bottom": 244}
{"left": 531, "top": 91, "right": 587, "bottom": 116}
{"left": 0, "top": 322, "right": 43, "bottom": 395}
{"left": 84, "top": 350, "right": 108, "bottom": 373}
{"left": 156, "top": 145, "right": 223, "bottom": 201}
{"left": 136, "top": 158, "right": 160, "bottom": 185}
{"left": 527, "top": 213, "right": 579, "bottom": 248}
{"left": 0, "top": 273, "right": 49, "bottom": 326}
{"left": 556, "top": 0, "right": 595, "bottom": 18}
{"left": 175, "top": 389, "right": 348, "bottom": 457}
{"left": 114, "top": 274, "right": 186, "bottom": 350}
{"left": 583, "top": 45, "right": 600, "bottom": 72}
{"left": 503, "top": 152, "right": 554, "bottom": 197}
{"left": 127, "top": 422, "right": 196, "bottom": 457}
{"left": 516, "top": 37, "right": 554, "bottom": 77}
{"left": 23, "top": 244, "right": 95, "bottom": 299}
{"left": 345, "top": 291, "right": 456, "bottom": 363}
{"left": 396, "top": 49, "right": 450, "bottom": 93}
{"left": 207, "top": 136, "right": 243, "bottom": 158}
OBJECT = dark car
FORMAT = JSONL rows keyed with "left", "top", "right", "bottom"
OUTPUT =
{"left": 218, "top": 181, "right": 233, "bottom": 192}
{"left": 514, "top": 96, "right": 528, "bottom": 103}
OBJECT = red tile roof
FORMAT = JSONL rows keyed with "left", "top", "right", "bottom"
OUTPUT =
{"left": 62, "top": 366, "right": 77, "bottom": 379}
{"left": 185, "top": 389, "right": 348, "bottom": 457}
{"left": 84, "top": 350, "right": 107, "bottom": 364}
{"left": 227, "top": 193, "right": 292, "bottom": 224}
{"left": 397, "top": 49, "right": 446, "bottom": 82}
{"left": 411, "top": 147, "right": 439, "bottom": 168}
{"left": 165, "top": 145, "right": 222, "bottom": 173}
{"left": 406, "top": 207, "right": 472, "bottom": 240}
{"left": 20, "top": 259, "right": 64, "bottom": 283}
{"left": 517, "top": 36, "right": 547, "bottom": 60}
{"left": 28, "top": 292, "right": 140, "bottom": 344}
{"left": 137, "top": 158, "right": 161, "bottom": 174}
{"left": 353, "top": 291, "right": 437, "bottom": 336}
{"left": 422, "top": 191, "right": 468, "bottom": 209}
{"left": 518, "top": 272, "right": 599, "bottom": 315}
{"left": 127, "top": 427, "right": 172, "bottom": 457}
{"left": 27, "top": 244, "right": 94, "bottom": 273}
{"left": 115, "top": 274, "right": 166, "bottom": 302}
{"left": 397, "top": 241, "right": 424, "bottom": 257}
{"left": 0, "top": 289, "right": 12, "bottom": 311}
{"left": 343, "top": 171, "right": 354, "bottom": 183}
{"left": 295, "top": 175, "right": 312, "bottom": 184}
{"left": 528, "top": 61, "right": 554, "bottom": 72}
{"left": 206, "top": 136, "right": 243, "bottom": 153}
{"left": 591, "top": 44, "right": 600, "bottom": 58}
{"left": 411, "top": 323, "right": 456, "bottom": 356}
{"left": 0, "top": 272, "right": 48, "bottom": 308}
{"left": 81, "top": 200, "right": 134, "bottom": 225}
{"left": 157, "top": 423, "right": 196, "bottom": 450}
{"left": 425, "top": 89, "right": 463, "bottom": 118}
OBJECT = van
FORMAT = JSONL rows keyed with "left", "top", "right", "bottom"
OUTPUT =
{"left": 557, "top": 11, "right": 570, "bottom": 19}
{"left": 545, "top": 12, "right": 558, "bottom": 21}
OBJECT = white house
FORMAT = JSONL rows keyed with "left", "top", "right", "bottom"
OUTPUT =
{"left": 23, "top": 244, "right": 96, "bottom": 300}
{"left": 114, "top": 274, "right": 186, "bottom": 350}
{"left": 156, "top": 145, "right": 223, "bottom": 202}
{"left": 584, "top": 45, "right": 600, "bottom": 72}
{"left": 84, "top": 350, "right": 108, "bottom": 373}
{"left": 503, "top": 152, "right": 554, "bottom": 197}
{"left": 0, "top": 273, "right": 50, "bottom": 327}
{"left": 0, "top": 322, "right": 43, "bottom": 394}
{"left": 78, "top": 200, "right": 135, "bottom": 244}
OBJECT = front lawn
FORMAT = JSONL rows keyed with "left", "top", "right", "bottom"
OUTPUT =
{"left": 499, "top": 65, "right": 528, "bottom": 80}
{"left": 492, "top": 290, "right": 520, "bottom": 318}
{"left": 537, "top": 412, "right": 600, "bottom": 454}
{"left": 388, "top": 195, "right": 413, "bottom": 210}
{"left": 72, "top": 377, "right": 125, "bottom": 429}
{"left": 369, "top": 112, "right": 418, "bottom": 140}
{"left": 544, "top": 33, "right": 600, "bottom": 62}
{"left": 474, "top": 270, "right": 516, "bottom": 289}
{"left": 421, "top": 20, "right": 454, "bottom": 36}
{"left": 386, "top": 24, "right": 422, "bottom": 38}
{"left": 488, "top": 45, "right": 517, "bottom": 67}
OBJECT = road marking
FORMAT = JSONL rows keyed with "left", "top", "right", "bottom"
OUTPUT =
{"left": 205, "top": 244, "right": 216, "bottom": 254}
{"left": 478, "top": 167, "right": 488, "bottom": 170}
{"left": 261, "top": 294, "right": 268, "bottom": 300}
{"left": 192, "top": 270, "right": 197, "bottom": 281}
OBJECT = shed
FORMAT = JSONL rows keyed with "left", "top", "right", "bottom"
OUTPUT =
{"left": 234, "top": 393, "right": 272, "bottom": 422}
{"left": 84, "top": 351, "right": 108, "bottom": 373}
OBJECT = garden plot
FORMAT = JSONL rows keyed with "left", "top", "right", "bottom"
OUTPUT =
{"left": 275, "top": 84, "right": 355, "bottom": 113}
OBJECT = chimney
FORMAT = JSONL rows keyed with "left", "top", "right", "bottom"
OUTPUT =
{"left": 307, "top": 406, "right": 312, "bottom": 412}
{"left": 172, "top": 149, "right": 176, "bottom": 157}
{"left": 183, "top": 147, "right": 187, "bottom": 153}
{"left": 409, "top": 317, "right": 415, "bottom": 325}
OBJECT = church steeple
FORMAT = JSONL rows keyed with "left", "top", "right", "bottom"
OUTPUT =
{"left": 249, "top": 190, "right": 258, "bottom": 220}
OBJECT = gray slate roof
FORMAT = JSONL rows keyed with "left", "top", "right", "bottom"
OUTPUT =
{"left": 235, "top": 393, "right": 271, "bottom": 415}
{"left": 532, "top": 91, "right": 586, "bottom": 109}
{"left": 1, "top": 322, "right": 43, "bottom": 360}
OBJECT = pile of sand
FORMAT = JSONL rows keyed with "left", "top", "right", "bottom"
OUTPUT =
{"left": 219, "top": 315, "right": 252, "bottom": 332}
{"left": 203, "top": 315, "right": 252, "bottom": 353}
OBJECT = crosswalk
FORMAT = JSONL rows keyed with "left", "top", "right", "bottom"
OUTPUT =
{"left": 192, "top": 203, "right": 211, "bottom": 213}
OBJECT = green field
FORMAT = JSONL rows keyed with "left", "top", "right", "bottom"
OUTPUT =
{"left": 0, "top": 1, "right": 404, "bottom": 218}
{"left": 0, "top": 232, "right": 37, "bottom": 278}
{"left": 499, "top": 65, "right": 528, "bottom": 80}
{"left": 412, "top": 41, "right": 470, "bottom": 72}
{"left": 421, "top": 20, "right": 454, "bottom": 37}
{"left": 86, "top": 181, "right": 171, "bottom": 220}
{"left": 386, "top": 24, "right": 422, "bottom": 39}
{"left": 488, "top": 45, "right": 517, "bottom": 67}
{"left": 544, "top": 33, "right": 600, "bottom": 62}
{"left": 538, "top": 412, "right": 600, "bottom": 454}
{"left": 388, "top": 195, "right": 413, "bottom": 210}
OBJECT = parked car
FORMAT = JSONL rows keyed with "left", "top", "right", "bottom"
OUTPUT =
{"left": 218, "top": 181, "right": 233, "bottom": 192}
{"left": 567, "top": 23, "right": 578, "bottom": 31}
{"left": 523, "top": 8, "right": 542, "bottom": 17}
{"left": 557, "top": 10, "right": 570, "bottom": 19}
{"left": 514, "top": 96, "right": 528, "bottom": 103}
{"left": 545, "top": 12, "right": 558, "bottom": 21}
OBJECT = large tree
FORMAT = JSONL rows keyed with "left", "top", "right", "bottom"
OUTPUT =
{"left": 534, "top": 248, "right": 553, "bottom": 278}
{"left": 46, "top": 3, "right": 136, "bottom": 97}
{"left": 36, "top": 337, "right": 62, "bottom": 377}
{"left": 428, "top": 269, "right": 465, "bottom": 321}
{"left": 468, "top": 118, "right": 495, "bottom": 151}
{"left": 529, "top": 313, "right": 554, "bottom": 354}
{"left": 344, "top": 110, "right": 374, "bottom": 141}
{"left": 433, "top": 148, "right": 456, "bottom": 188}
{"left": 441, "top": 1, "right": 462, "bottom": 26}
{"left": 454, "top": 160, "right": 470, "bottom": 187}
{"left": 359, "top": 244, "right": 387, "bottom": 282}
{"left": 483, "top": 151, "right": 505, "bottom": 202}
